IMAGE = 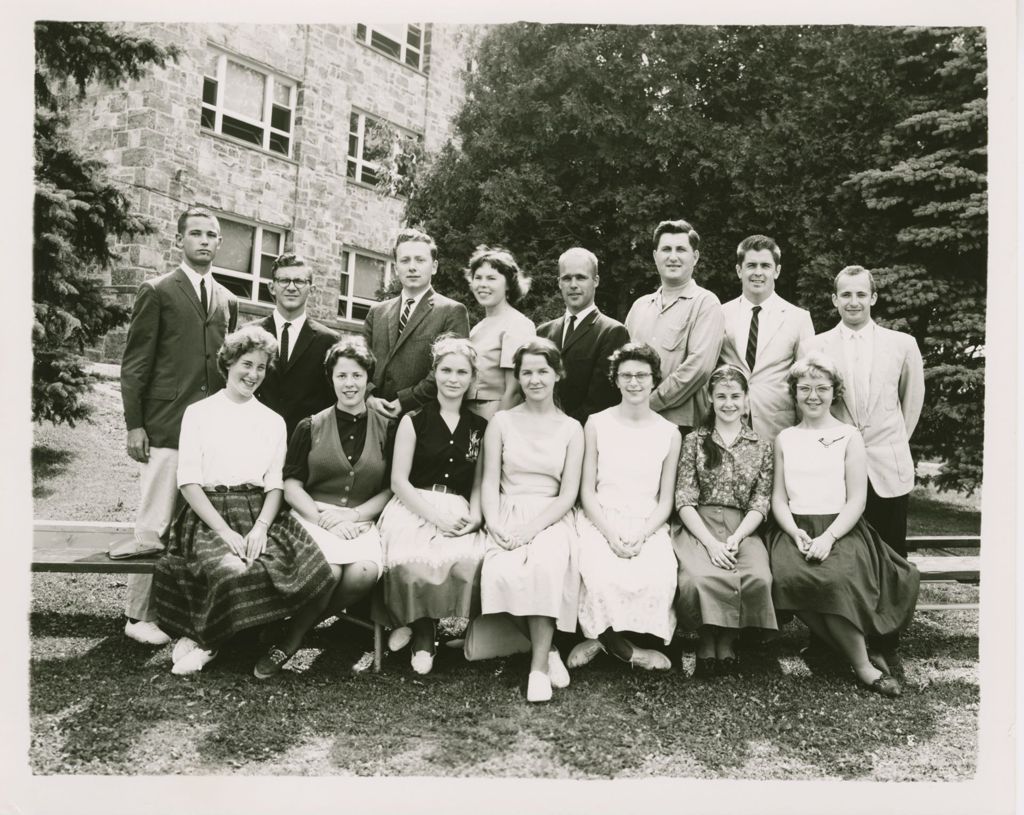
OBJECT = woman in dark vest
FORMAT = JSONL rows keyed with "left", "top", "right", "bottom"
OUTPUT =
{"left": 253, "top": 337, "right": 393, "bottom": 678}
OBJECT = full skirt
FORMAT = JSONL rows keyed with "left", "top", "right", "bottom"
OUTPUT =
{"left": 290, "top": 503, "right": 383, "bottom": 572}
{"left": 154, "top": 489, "right": 335, "bottom": 648}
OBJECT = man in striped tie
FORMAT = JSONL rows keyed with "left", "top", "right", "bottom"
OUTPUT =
{"left": 363, "top": 228, "right": 470, "bottom": 418}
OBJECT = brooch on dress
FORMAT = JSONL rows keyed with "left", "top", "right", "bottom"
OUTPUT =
{"left": 818, "top": 435, "right": 845, "bottom": 448}
{"left": 465, "top": 430, "right": 482, "bottom": 462}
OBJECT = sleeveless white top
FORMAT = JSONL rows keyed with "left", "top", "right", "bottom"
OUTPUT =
{"left": 777, "top": 423, "right": 857, "bottom": 515}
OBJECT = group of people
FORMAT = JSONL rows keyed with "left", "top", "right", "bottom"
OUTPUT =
{"left": 114, "top": 209, "right": 924, "bottom": 702}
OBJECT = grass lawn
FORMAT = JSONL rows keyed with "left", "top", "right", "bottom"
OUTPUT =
{"left": 29, "top": 380, "right": 980, "bottom": 779}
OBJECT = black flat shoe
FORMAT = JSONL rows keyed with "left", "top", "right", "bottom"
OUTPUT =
{"left": 694, "top": 657, "right": 718, "bottom": 678}
{"left": 862, "top": 672, "right": 901, "bottom": 698}
{"left": 718, "top": 656, "right": 739, "bottom": 676}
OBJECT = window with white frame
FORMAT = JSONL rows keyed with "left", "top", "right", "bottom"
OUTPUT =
{"left": 211, "top": 215, "right": 286, "bottom": 304}
{"left": 355, "top": 23, "right": 426, "bottom": 72}
{"left": 338, "top": 249, "right": 392, "bottom": 323}
{"left": 346, "top": 111, "right": 422, "bottom": 192}
{"left": 200, "top": 48, "right": 296, "bottom": 157}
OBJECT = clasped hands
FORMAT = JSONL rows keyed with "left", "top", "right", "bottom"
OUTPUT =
{"left": 704, "top": 533, "right": 742, "bottom": 570}
{"left": 216, "top": 521, "right": 268, "bottom": 565}
{"left": 794, "top": 528, "right": 833, "bottom": 562}
{"left": 318, "top": 507, "right": 369, "bottom": 540}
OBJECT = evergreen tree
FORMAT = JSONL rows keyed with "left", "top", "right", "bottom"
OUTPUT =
{"left": 33, "top": 22, "right": 178, "bottom": 425}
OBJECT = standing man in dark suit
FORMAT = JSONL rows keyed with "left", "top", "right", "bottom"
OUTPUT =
{"left": 255, "top": 252, "right": 339, "bottom": 438}
{"left": 116, "top": 207, "right": 238, "bottom": 645}
{"left": 537, "top": 247, "right": 629, "bottom": 425}
{"left": 364, "top": 228, "right": 470, "bottom": 417}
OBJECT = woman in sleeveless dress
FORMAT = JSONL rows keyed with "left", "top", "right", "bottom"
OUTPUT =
{"left": 768, "top": 353, "right": 919, "bottom": 697}
{"left": 374, "top": 335, "right": 488, "bottom": 674}
{"left": 674, "top": 365, "right": 777, "bottom": 678}
{"left": 568, "top": 343, "right": 680, "bottom": 672}
{"left": 262, "top": 337, "right": 393, "bottom": 677}
{"left": 464, "top": 245, "right": 535, "bottom": 420}
{"left": 478, "top": 338, "right": 584, "bottom": 702}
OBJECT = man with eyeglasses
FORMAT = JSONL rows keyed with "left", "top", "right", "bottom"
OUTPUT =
{"left": 536, "top": 247, "right": 629, "bottom": 425}
{"left": 256, "top": 253, "right": 340, "bottom": 438}
{"left": 800, "top": 265, "right": 924, "bottom": 670}
{"left": 625, "top": 219, "right": 725, "bottom": 435}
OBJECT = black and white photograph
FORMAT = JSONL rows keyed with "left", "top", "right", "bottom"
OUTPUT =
{"left": 4, "top": 0, "right": 1016, "bottom": 812}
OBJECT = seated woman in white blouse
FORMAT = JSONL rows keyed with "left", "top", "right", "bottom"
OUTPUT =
{"left": 153, "top": 324, "right": 336, "bottom": 676}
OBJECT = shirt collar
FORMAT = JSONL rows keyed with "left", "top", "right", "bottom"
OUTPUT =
{"left": 740, "top": 292, "right": 779, "bottom": 313}
{"left": 178, "top": 262, "right": 210, "bottom": 294}
{"left": 335, "top": 406, "right": 367, "bottom": 422}
{"left": 701, "top": 424, "right": 760, "bottom": 448}
{"left": 564, "top": 303, "right": 598, "bottom": 323}
{"left": 656, "top": 279, "right": 698, "bottom": 306}
{"left": 838, "top": 319, "right": 875, "bottom": 340}
{"left": 400, "top": 287, "right": 431, "bottom": 311}
{"left": 273, "top": 309, "right": 306, "bottom": 336}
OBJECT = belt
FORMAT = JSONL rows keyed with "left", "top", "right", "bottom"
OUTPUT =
{"left": 428, "top": 484, "right": 454, "bottom": 495}
{"left": 204, "top": 483, "right": 262, "bottom": 494}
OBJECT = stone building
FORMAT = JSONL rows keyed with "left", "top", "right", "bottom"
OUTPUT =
{"left": 70, "top": 22, "right": 479, "bottom": 360}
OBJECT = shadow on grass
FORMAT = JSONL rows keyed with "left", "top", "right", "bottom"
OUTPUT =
{"left": 907, "top": 493, "right": 981, "bottom": 537}
{"left": 32, "top": 445, "right": 75, "bottom": 499}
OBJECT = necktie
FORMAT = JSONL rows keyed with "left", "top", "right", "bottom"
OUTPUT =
{"left": 563, "top": 314, "right": 577, "bottom": 347}
{"left": 745, "top": 305, "right": 761, "bottom": 370}
{"left": 399, "top": 298, "right": 415, "bottom": 332}
{"left": 280, "top": 321, "right": 291, "bottom": 364}
{"left": 200, "top": 278, "right": 208, "bottom": 315}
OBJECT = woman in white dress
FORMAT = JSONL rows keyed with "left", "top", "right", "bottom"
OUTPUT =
{"left": 464, "top": 245, "right": 535, "bottom": 419}
{"left": 374, "top": 335, "right": 488, "bottom": 675}
{"left": 568, "top": 343, "right": 680, "bottom": 672}
{"left": 478, "top": 338, "right": 584, "bottom": 702}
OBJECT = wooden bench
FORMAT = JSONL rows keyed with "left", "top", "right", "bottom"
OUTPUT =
{"left": 32, "top": 520, "right": 385, "bottom": 671}
{"left": 906, "top": 535, "right": 980, "bottom": 612}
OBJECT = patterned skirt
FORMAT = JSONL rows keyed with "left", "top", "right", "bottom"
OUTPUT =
{"left": 154, "top": 487, "right": 335, "bottom": 648}
{"left": 372, "top": 489, "right": 486, "bottom": 627}
{"left": 767, "top": 513, "right": 920, "bottom": 638}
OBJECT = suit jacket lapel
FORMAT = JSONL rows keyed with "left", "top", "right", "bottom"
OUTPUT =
{"left": 286, "top": 320, "right": 314, "bottom": 372}
{"left": 828, "top": 328, "right": 857, "bottom": 421}
{"left": 757, "top": 302, "right": 786, "bottom": 355}
{"left": 391, "top": 291, "right": 433, "bottom": 357}
{"left": 563, "top": 310, "right": 597, "bottom": 353}
{"left": 866, "top": 326, "right": 888, "bottom": 416}
{"left": 550, "top": 316, "right": 567, "bottom": 350}
{"left": 720, "top": 300, "right": 748, "bottom": 374}
{"left": 386, "top": 298, "right": 401, "bottom": 354}
{"left": 173, "top": 269, "right": 207, "bottom": 322}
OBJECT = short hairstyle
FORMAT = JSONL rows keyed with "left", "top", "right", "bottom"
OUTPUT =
{"left": 431, "top": 333, "right": 478, "bottom": 375}
{"left": 557, "top": 247, "right": 599, "bottom": 278}
{"left": 464, "top": 244, "right": 531, "bottom": 305}
{"left": 736, "top": 235, "right": 781, "bottom": 266}
{"left": 176, "top": 206, "right": 219, "bottom": 235}
{"left": 607, "top": 342, "right": 663, "bottom": 388}
{"left": 787, "top": 352, "right": 845, "bottom": 400}
{"left": 324, "top": 336, "right": 377, "bottom": 382}
{"left": 393, "top": 227, "right": 438, "bottom": 261}
{"left": 652, "top": 219, "right": 701, "bottom": 252}
{"left": 834, "top": 264, "right": 876, "bottom": 293}
{"left": 272, "top": 253, "right": 312, "bottom": 280}
{"left": 512, "top": 337, "right": 566, "bottom": 380}
{"left": 217, "top": 323, "right": 278, "bottom": 379}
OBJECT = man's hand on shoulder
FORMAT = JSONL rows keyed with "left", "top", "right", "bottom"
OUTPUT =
{"left": 367, "top": 396, "right": 401, "bottom": 418}
{"left": 126, "top": 427, "right": 150, "bottom": 463}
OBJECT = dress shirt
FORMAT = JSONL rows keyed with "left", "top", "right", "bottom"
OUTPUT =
{"left": 839, "top": 320, "right": 874, "bottom": 422}
{"left": 179, "top": 262, "right": 214, "bottom": 307}
{"left": 562, "top": 303, "right": 598, "bottom": 346}
{"left": 400, "top": 288, "right": 429, "bottom": 316}
{"left": 272, "top": 310, "right": 306, "bottom": 362}
{"left": 730, "top": 292, "right": 781, "bottom": 365}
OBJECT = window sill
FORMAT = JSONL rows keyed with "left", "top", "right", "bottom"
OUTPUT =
{"left": 354, "top": 40, "right": 428, "bottom": 77}
{"left": 201, "top": 129, "right": 299, "bottom": 166}
{"left": 345, "top": 176, "right": 407, "bottom": 200}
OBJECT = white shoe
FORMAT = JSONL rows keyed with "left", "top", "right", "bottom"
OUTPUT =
{"left": 547, "top": 649, "right": 571, "bottom": 689}
{"left": 629, "top": 647, "right": 672, "bottom": 671}
{"left": 388, "top": 626, "right": 413, "bottom": 652}
{"left": 170, "top": 646, "right": 217, "bottom": 675}
{"left": 172, "top": 637, "right": 199, "bottom": 665}
{"left": 526, "top": 671, "right": 552, "bottom": 703}
{"left": 567, "top": 638, "right": 605, "bottom": 669}
{"left": 411, "top": 650, "right": 435, "bottom": 675}
{"left": 125, "top": 619, "right": 171, "bottom": 646}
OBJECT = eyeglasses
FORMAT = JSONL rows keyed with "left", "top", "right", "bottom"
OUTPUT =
{"left": 274, "top": 278, "right": 310, "bottom": 289}
{"left": 617, "top": 372, "right": 653, "bottom": 382}
{"left": 795, "top": 385, "right": 834, "bottom": 397}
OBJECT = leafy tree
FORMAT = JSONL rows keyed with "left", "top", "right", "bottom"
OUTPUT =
{"left": 406, "top": 23, "right": 986, "bottom": 493}
{"left": 34, "top": 22, "right": 178, "bottom": 425}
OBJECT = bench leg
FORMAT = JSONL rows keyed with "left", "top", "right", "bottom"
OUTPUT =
{"left": 374, "top": 623, "right": 383, "bottom": 673}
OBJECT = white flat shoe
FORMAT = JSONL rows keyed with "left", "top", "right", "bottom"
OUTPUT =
{"left": 547, "top": 649, "right": 570, "bottom": 689}
{"left": 629, "top": 647, "right": 672, "bottom": 671}
{"left": 526, "top": 671, "right": 552, "bottom": 703}
{"left": 124, "top": 619, "right": 171, "bottom": 646}
{"left": 172, "top": 637, "right": 199, "bottom": 665}
{"left": 388, "top": 626, "right": 413, "bottom": 652}
{"left": 567, "top": 638, "right": 605, "bottom": 669}
{"left": 170, "top": 646, "right": 217, "bottom": 675}
{"left": 410, "top": 650, "right": 435, "bottom": 675}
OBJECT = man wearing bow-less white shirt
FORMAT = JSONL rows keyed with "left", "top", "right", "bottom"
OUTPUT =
{"left": 719, "top": 235, "right": 814, "bottom": 442}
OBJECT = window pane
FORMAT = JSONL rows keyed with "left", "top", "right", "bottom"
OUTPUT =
{"left": 352, "top": 302, "right": 371, "bottom": 322}
{"left": 259, "top": 253, "right": 276, "bottom": 281}
{"left": 257, "top": 281, "right": 274, "bottom": 304}
{"left": 404, "top": 51, "right": 420, "bottom": 69}
{"left": 348, "top": 134, "right": 359, "bottom": 158}
{"left": 339, "top": 271, "right": 351, "bottom": 296}
{"left": 262, "top": 230, "right": 281, "bottom": 255}
{"left": 369, "top": 29, "right": 401, "bottom": 59}
{"left": 200, "top": 107, "right": 215, "bottom": 130}
{"left": 224, "top": 60, "right": 265, "bottom": 120}
{"left": 407, "top": 26, "right": 422, "bottom": 48}
{"left": 272, "top": 81, "right": 291, "bottom": 108}
{"left": 269, "top": 132, "right": 289, "bottom": 155}
{"left": 212, "top": 272, "right": 252, "bottom": 299}
{"left": 271, "top": 104, "right": 291, "bottom": 132}
{"left": 349, "top": 112, "right": 359, "bottom": 132}
{"left": 202, "top": 77, "right": 218, "bottom": 105}
{"left": 346, "top": 160, "right": 358, "bottom": 179}
{"left": 221, "top": 115, "right": 263, "bottom": 146}
{"left": 356, "top": 23, "right": 367, "bottom": 41}
{"left": 352, "top": 254, "right": 386, "bottom": 299}
{"left": 360, "top": 165, "right": 379, "bottom": 185}
{"left": 217, "top": 220, "right": 255, "bottom": 273}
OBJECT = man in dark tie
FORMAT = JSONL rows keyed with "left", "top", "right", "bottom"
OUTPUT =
{"left": 256, "top": 253, "right": 339, "bottom": 438}
{"left": 363, "top": 228, "right": 470, "bottom": 418}
{"left": 116, "top": 207, "right": 237, "bottom": 645}
{"left": 536, "top": 247, "right": 629, "bottom": 425}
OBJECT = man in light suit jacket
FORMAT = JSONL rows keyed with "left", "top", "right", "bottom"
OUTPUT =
{"left": 364, "top": 228, "right": 470, "bottom": 417}
{"left": 537, "top": 248, "right": 629, "bottom": 425}
{"left": 117, "top": 207, "right": 238, "bottom": 645}
{"left": 801, "top": 265, "right": 925, "bottom": 662}
{"left": 255, "top": 253, "right": 339, "bottom": 438}
{"left": 719, "top": 235, "right": 814, "bottom": 442}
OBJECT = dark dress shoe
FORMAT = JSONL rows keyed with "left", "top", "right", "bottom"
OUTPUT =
{"left": 694, "top": 657, "right": 718, "bottom": 678}
{"left": 718, "top": 656, "right": 739, "bottom": 676}
{"left": 862, "top": 672, "right": 901, "bottom": 698}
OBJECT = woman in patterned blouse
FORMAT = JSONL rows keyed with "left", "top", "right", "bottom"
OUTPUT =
{"left": 673, "top": 365, "right": 777, "bottom": 678}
